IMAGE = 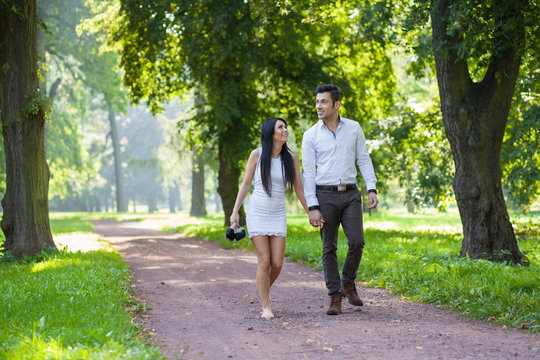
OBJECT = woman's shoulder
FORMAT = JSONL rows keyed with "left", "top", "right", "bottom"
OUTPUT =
{"left": 288, "top": 149, "right": 299, "bottom": 160}
{"left": 248, "top": 148, "right": 262, "bottom": 160}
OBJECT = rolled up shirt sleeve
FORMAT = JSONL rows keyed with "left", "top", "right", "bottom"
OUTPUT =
{"left": 301, "top": 130, "right": 319, "bottom": 208}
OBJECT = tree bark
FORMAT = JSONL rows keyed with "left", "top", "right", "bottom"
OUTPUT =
{"left": 190, "top": 147, "right": 207, "bottom": 216}
{"left": 108, "top": 106, "right": 127, "bottom": 212}
{"left": 431, "top": 0, "right": 524, "bottom": 263}
{"left": 217, "top": 144, "right": 245, "bottom": 227}
{"left": 0, "top": 0, "right": 55, "bottom": 257}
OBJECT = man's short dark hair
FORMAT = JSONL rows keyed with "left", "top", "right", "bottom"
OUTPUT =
{"left": 315, "top": 84, "right": 343, "bottom": 104}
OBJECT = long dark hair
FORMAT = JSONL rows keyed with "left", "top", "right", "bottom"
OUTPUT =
{"left": 260, "top": 118, "right": 295, "bottom": 196}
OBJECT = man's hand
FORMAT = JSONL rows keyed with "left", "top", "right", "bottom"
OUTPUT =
{"left": 368, "top": 192, "right": 379, "bottom": 209}
{"left": 309, "top": 209, "right": 325, "bottom": 228}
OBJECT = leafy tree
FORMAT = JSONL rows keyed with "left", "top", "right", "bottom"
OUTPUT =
{"left": 0, "top": 0, "right": 55, "bottom": 256}
{"left": 420, "top": 0, "right": 538, "bottom": 263}
{"left": 261, "top": 0, "right": 539, "bottom": 263}
{"left": 113, "top": 0, "right": 395, "bottom": 224}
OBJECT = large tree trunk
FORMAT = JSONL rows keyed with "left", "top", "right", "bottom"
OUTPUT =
{"left": 431, "top": 0, "right": 524, "bottom": 263}
{"left": 108, "top": 106, "right": 127, "bottom": 212}
{"left": 0, "top": 0, "right": 55, "bottom": 257}
{"left": 190, "top": 148, "right": 207, "bottom": 216}
{"left": 217, "top": 144, "right": 245, "bottom": 227}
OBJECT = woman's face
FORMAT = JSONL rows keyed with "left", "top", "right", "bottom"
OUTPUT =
{"left": 273, "top": 119, "right": 288, "bottom": 144}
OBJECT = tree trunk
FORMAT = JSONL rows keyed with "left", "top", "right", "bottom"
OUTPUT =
{"left": 190, "top": 147, "right": 207, "bottom": 216}
{"left": 0, "top": 0, "right": 55, "bottom": 257}
{"left": 168, "top": 183, "right": 179, "bottom": 213}
{"left": 217, "top": 144, "right": 245, "bottom": 227}
{"left": 406, "top": 200, "right": 415, "bottom": 214}
{"left": 148, "top": 192, "right": 157, "bottom": 212}
{"left": 108, "top": 106, "right": 127, "bottom": 212}
{"left": 431, "top": 0, "right": 524, "bottom": 263}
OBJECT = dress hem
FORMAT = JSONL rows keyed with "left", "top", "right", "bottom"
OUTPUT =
{"left": 248, "top": 231, "right": 287, "bottom": 238}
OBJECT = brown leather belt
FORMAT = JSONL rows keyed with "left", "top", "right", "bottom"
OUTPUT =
{"left": 316, "top": 184, "right": 357, "bottom": 192}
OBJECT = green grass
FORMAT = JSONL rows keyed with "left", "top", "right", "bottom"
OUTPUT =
{"left": 165, "top": 209, "right": 540, "bottom": 333}
{"left": 50, "top": 216, "right": 94, "bottom": 234}
{"left": 50, "top": 212, "right": 148, "bottom": 223}
{"left": 0, "top": 216, "right": 164, "bottom": 359}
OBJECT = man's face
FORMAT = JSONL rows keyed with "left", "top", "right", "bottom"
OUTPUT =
{"left": 316, "top": 92, "right": 339, "bottom": 121}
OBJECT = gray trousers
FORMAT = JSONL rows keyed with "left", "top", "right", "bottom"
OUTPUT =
{"left": 317, "top": 188, "right": 365, "bottom": 295}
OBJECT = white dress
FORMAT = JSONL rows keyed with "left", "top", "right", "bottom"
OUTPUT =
{"left": 246, "top": 152, "right": 287, "bottom": 238}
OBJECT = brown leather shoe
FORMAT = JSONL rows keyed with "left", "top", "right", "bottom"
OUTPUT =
{"left": 326, "top": 293, "right": 342, "bottom": 315}
{"left": 340, "top": 282, "right": 364, "bottom": 306}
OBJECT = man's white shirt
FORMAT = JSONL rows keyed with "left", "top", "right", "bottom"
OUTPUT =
{"left": 302, "top": 116, "right": 377, "bottom": 208}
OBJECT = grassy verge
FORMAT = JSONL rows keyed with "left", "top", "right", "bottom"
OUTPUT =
{"left": 0, "top": 216, "right": 164, "bottom": 359}
{"left": 164, "top": 209, "right": 540, "bottom": 333}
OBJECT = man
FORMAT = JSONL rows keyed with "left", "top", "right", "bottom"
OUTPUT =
{"left": 302, "top": 84, "right": 378, "bottom": 315}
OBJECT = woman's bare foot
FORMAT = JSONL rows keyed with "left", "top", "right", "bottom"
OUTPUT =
{"left": 261, "top": 308, "right": 274, "bottom": 320}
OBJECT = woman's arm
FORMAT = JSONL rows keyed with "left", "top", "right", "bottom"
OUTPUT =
{"left": 291, "top": 152, "right": 309, "bottom": 214}
{"left": 230, "top": 148, "right": 260, "bottom": 226}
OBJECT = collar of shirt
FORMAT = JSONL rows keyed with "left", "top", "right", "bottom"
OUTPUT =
{"left": 321, "top": 115, "right": 343, "bottom": 136}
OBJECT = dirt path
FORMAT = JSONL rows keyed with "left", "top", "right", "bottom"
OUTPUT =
{"left": 90, "top": 217, "right": 539, "bottom": 360}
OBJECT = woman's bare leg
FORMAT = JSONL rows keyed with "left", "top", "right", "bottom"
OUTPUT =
{"left": 251, "top": 235, "right": 273, "bottom": 319}
{"left": 269, "top": 236, "right": 286, "bottom": 286}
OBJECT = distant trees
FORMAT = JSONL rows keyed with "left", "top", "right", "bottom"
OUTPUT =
{"left": 37, "top": 0, "right": 129, "bottom": 212}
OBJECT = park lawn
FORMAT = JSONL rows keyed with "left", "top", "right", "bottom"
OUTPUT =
{"left": 164, "top": 208, "right": 540, "bottom": 333}
{"left": 0, "top": 215, "right": 164, "bottom": 359}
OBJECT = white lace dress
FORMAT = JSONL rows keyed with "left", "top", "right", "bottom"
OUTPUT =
{"left": 246, "top": 154, "right": 287, "bottom": 238}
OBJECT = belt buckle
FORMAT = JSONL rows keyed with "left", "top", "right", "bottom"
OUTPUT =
{"left": 337, "top": 185, "right": 346, "bottom": 191}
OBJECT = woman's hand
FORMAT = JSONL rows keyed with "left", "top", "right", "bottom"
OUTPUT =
{"left": 230, "top": 213, "right": 240, "bottom": 228}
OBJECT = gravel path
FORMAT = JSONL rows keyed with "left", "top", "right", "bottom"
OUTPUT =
{"left": 88, "top": 217, "right": 539, "bottom": 360}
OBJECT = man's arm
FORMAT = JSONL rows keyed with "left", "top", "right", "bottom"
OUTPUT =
{"left": 355, "top": 123, "right": 377, "bottom": 191}
{"left": 301, "top": 131, "right": 318, "bottom": 208}
{"left": 302, "top": 130, "right": 325, "bottom": 227}
{"left": 356, "top": 123, "right": 379, "bottom": 209}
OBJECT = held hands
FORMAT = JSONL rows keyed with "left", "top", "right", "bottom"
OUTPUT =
{"left": 368, "top": 192, "right": 379, "bottom": 209}
{"left": 308, "top": 209, "right": 325, "bottom": 228}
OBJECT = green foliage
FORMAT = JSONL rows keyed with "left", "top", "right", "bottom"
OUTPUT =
{"left": 0, "top": 248, "right": 163, "bottom": 359}
{"left": 114, "top": 0, "right": 397, "bottom": 161}
{"left": 35, "top": 0, "right": 129, "bottom": 206}
{"left": 371, "top": 105, "right": 454, "bottom": 210}
{"left": 502, "top": 70, "right": 540, "bottom": 211}
{"left": 166, "top": 210, "right": 540, "bottom": 332}
{"left": 400, "top": 0, "right": 540, "bottom": 211}
{"left": 47, "top": 107, "right": 98, "bottom": 199}
{"left": 23, "top": 91, "right": 49, "bottom": 118}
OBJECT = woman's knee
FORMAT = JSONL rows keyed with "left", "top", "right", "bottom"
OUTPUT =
{"left": 258, "top": 257, "right": 271, "bottom": 271}
{"left": 271, "top": 258, "right": 283, "bottom": 272}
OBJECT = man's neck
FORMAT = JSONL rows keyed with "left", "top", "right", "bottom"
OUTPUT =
{"left": 323, "top": 114, "right": 340, "bottom": 132}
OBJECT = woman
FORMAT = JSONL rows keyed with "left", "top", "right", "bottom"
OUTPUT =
{"left": 230, "top": 117, "right": 309, "bottom": 319}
